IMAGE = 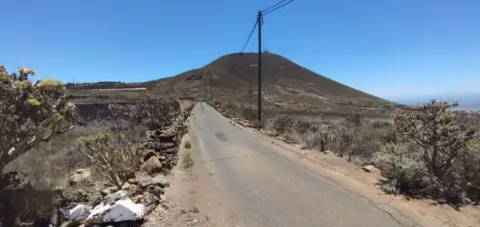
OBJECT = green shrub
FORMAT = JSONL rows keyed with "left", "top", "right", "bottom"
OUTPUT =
{"left": 182, "top": 150, "right": 194, "bottom": 169}
{"left": 184, "top": 141, "right": 192, "bottom": 149}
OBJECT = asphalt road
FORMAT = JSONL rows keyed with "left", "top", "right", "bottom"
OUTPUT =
{"left": 190, "top": 103, "right": 412, "bottom": 227}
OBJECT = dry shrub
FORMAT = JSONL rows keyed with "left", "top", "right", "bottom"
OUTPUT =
{"left": 0, "top": 65, "right": 76, "bottom": 173}
{"left": 0, "top": 65, "right": 76, "bottom": 225}
{"left": 268, "top": 113, "right": 392, "bottom": 164}
{"left": 373, "top": 143, "right": 429, "bottom": 195}
{"left": 5, "top": 119, "right": 142, "bottom": 190}
{"left": 273, "top": 116, "right": 294, "bottom": 135}
{"left": 130, "top": 95, "right": 180, "bottom": 129}
{"left": 463, "top": 138, "right": 480, "bottom": 201}
{"left": 318, "top": 116, "right": 393, "bottom": 164}
{"left": 76, "top": 130, "right": 143, "bottom": 190}
{"left": 375, "top": 100, "right": 478, "bottom": 204}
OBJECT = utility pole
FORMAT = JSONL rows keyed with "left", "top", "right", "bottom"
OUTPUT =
{"left": 249, "top": 78, "right": 252, "bottom": 121}
{"left": 202, "top": 70, "right": 207, "bottom": 102}
{"left": 210, "top": 71, "right": 213, "bottom": 104}
{"left": 257, "top": 11, "right": 263, "bottom": 128}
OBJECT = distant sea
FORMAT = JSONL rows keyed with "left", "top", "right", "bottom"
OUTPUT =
{"left": 391, "top": 94, "right": 480, "bottom": 112}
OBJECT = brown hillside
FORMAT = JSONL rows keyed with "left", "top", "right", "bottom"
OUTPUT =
{"left": 144, "top": 52, "right": 391, "bottom": 115}
{"left": 69, "top": 52, "right": 393, "bottom": 116}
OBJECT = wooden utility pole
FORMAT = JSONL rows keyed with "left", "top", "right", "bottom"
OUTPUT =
{"left": 257, "top": 11, "right": 263, "bottom": 128}
{"left": 210, "top": 72, "right": 213, "bottom": 103}
{"left": 203, "top": 70, "right": 207, "bottom": 102}
{"left": 249, "top": 78, "right": 252, "bottom": 121}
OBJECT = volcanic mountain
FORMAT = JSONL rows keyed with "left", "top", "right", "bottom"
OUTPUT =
{"left": 70, "top": 52, "right": 393, "bottom": 116}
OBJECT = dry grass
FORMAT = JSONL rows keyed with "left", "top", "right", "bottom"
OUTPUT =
{"left": 6, "top": 118, "right": 147, "bottom": 190}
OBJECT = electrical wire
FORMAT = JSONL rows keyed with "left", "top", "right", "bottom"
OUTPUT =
{"left": 261, "top": 0, "right": 290, "bottom": 14}
{"left": 222, "top": 19, "right": 259, "bottom": 79}
{"left": 240, "top": 20, "right": 259, "bottom": 53}
{"left": 261, "top": 0, "right": 295, "bottom": 15}
{"left": 216, "top": 0, "right": 295, "bottom": 81}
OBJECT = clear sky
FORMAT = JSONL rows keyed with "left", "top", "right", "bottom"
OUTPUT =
{"left": 1, "top": 0, "right": 479, "bottom": 103}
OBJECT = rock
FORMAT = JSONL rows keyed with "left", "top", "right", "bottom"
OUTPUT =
{"left": 122, "top": 182, "right": 132, "bottom": 190}
{"left": 101, "top": 186, "right": 117, "bottom": 196}
{"left": 59, "top": 221, "right": 75, "bottom": 227}
{"left": 69, "top": 169, "right": 91, "bottom": 185}
{"left": 142, "top": 150, "right": 157, "bottom": 162}
{"left": 362, "top": 165, "right": 378, "bottom": 173}
{"left": 161, "top": 128, "right": 176, "bottom": 138}
{"left": 104, "top": 190, "right": 128, "bottom": 204}
{"left": 143, "top": 192, "right": 160, "bottom": 206}
{"left": 136, "top": 172, "right": 169, "bottom": 188}
{"left": 68, "top": 204, "right": 91, "bottom": 221}
{"left": 127, "top": 178, "right": 138, "bottom": 184}
{"left": 87, "top": 198, "right": 145, "bottom": 224}
{"left": 146, "top": 184, "right": 164, "bottom": 197}
{"left": 140, "top": 156, "right": 163, "bottom": 175}
{"left": 50, "top": 208, "right": 59, "bottom": 226}
{"left": 133, "top": 194, "right": 144, "bottom": 203}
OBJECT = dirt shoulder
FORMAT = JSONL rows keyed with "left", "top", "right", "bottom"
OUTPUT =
{"left": 144, "top": 129, "right": 236, "bottom": 227}
{"left": 230, "top": 119, "right": 480, "bottom": 227}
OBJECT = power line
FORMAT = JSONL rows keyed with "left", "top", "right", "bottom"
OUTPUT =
{"left": 262, "top": 0, "right": 295, "bottom": 15}
{"left": 261, "top": 0, "right": 290, "bottom": 14}
{"left": 224, "top": 19, "right": 258, "bottom": 79}
{"left": 240, "top": 20, "right": 259, "bottom": 53}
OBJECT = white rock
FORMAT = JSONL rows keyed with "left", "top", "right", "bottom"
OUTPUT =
{"left": 87, "top": 198, "right": 145, "bottom": 223}
{"left": 68, "top": 204, "right": 90, "bottom": 221}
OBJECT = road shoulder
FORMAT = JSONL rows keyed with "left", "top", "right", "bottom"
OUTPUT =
{"left": 144, "top": 122, "right": 237, "bottom": 227}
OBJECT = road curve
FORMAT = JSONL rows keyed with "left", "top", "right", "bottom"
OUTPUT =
{"left": 190, "top": 103, "right": 413, "bottom": 227}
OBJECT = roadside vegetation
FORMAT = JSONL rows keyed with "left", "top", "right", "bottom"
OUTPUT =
{"left": 76, "top": 130, "right": 143, "bottom": 190}
{"left": 182, "top": 141, "right": 194, "bottom": 169}
{"left": 182, "top": 150, "right": 194, "bottom": 169}
{"left": 0, "top": 66, "right": 76, "bottom": 173}
{"left": 214, "top": 100, "right": 480, "bottom": 205}
{"left": 1, "top": 65, "right": 192, "bottom": 226}
{"left": 0, "top": 65, "right": 77, "bottom": 226}
{"left": 374, "top": 101, "right": 480, "bottom": 204}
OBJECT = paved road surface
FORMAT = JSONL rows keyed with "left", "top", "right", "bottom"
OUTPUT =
{"left": 190, "top": 103, "right": 413, "bottom": 227}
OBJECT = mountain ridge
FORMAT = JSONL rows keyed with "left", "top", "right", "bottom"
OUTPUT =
{"left": 69, "top": 52, "right": 394, "bottom": 116}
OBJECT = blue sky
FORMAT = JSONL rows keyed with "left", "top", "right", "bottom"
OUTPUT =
{"left": 1, "top": 0, "right": 479, "bottom": 104}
